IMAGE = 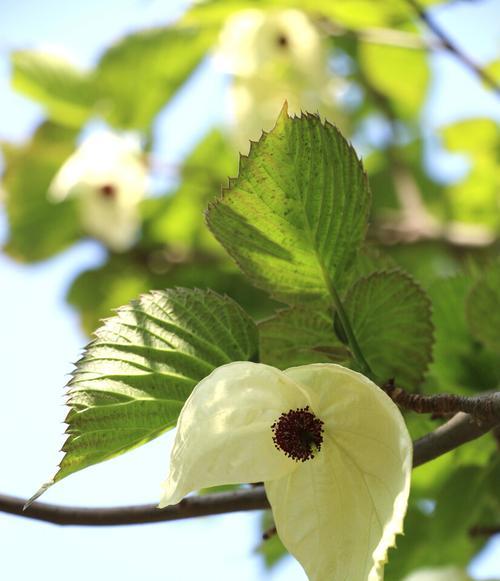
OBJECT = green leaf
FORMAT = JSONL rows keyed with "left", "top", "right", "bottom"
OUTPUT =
{"left": 206, "top": 106, "right": 371, "bottom": 304}
{"left": 94, "top": 25, "right": 215, "bottom": 129}
{"left": 484, "top": 59, "right": 500, "bottom": 87}
{"left": 343, "top": 269, "right": 433, "bottom": 388}
{"left": 428, "top": 275, "right": 472, "bottom": 389}
{"left": 11, "top": 51, "right": 97, "bottom": 128}
{"left": 425, "top": 273, "right": 500, "bottom": 393}
{"left": 466, "top": 262, "right": 500, "bottom": 352}
{"left": 259, "top": 305, "right": 348, "bottom": 369}
{"left": 32, "top": 288, "right": 258, "bottom": 498}
{"left": 257, "top": 511, "right": 288, "bottom": 569}
{"left": 259, "top": 246, "right": 395, "bottom": 369}
{"left": 183, "top": 0, "right": 445, "bottom": 30}
{"left": 441, "top": 119, "right": 500, "bottom": 229}
{"left": 386, "top": 461, "right": 499, "bottom": 579}
{"left": 2, "top": 121, "right": 81, "bottom": 262}
{"left": 359, "top": 42, "right": 429, "bottom": 116}
{"left": 442, "top": 118, "right": 499, "bottom": 156}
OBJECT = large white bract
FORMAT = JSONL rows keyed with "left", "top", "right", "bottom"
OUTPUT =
{"left": 49, "top": 130, "right": 148, "bottom": 251}
{"left": 160, "top": 362, "right": 412, "bottom": 581}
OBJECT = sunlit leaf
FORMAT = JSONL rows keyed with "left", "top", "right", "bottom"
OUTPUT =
{"left": 442, "top": 118, "right": 499, "bottom": 156}
{"left": 359, "top": 42, "right": 429, "bottom": 116}
{"left": 31, "top": 288, "right": 258, "bottom": 499}
{"left": 183, "top": 0, "right": 445, "bottom": 30}
{"left": 206, "top": 106, "right": 371, "bottom": 304}
{"left": 441, "top": 118, "right": 500, "bottom": 229}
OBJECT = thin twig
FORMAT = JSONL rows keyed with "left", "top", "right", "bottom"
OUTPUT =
{"left": 262, "top": 525, "right": 277, "bottom": 540}
{"left": 1, "top": 407, "right": 498, "bottom": 526}
{"left": 320, "top": 19, "right": 437, "bottom": 50}
{"left": 406, "top": 0, "right": 500, "bottom": 96}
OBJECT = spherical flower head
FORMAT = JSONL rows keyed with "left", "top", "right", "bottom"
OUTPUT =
{"left": 49, "top": 130, "right": 148, "bottom": 251}
{"left": 403, "top": 567, "right": 471, "bottom": 581}
{"left": 159, "top": 362, "right": 413, "bottom": 581}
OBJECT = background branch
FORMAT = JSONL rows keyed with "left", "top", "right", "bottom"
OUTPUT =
{"left": 469, "top": 525, "right": 500, "bottom": 537}
{"left": 406, "top": 0, "right": 500, "bottom": 95}
{"left": 2, "top": 405, "right": 498, "bottom": 527}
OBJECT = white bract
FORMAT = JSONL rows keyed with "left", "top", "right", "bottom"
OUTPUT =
{"left": 49, "top": 130, "right": 148, "bottom": 251}
{"left": 217, "top": 9, "right": 324, "bottom": 80}
{"left": 160, "top": 362, "right": 412, "bottom": 581}
{"left": 216, "top": 9, "right": 341, "bottom": 151}
{"left": 403, "top": 567, "right": 471, "bottom": 581}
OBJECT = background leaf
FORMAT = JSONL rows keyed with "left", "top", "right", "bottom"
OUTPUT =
{"left": 67, "top": 252, "right": 275, "bottom": 335}
{"left": 359, "top": 42, "right": 429, "bottom": 117}
{"left": 11, "top": 51, "right": 97, "bottom": 127}
{"left": 466, "top": 262, "right": 500, "bottom": 352}
{"left": 94, "top": 25, "right": 215, "bottom": 129}
{"left": 206, "top": 107, "right": 371, "bottom": 304}
{"left": 2, "top": 121, "right": 81, "bottom": 262}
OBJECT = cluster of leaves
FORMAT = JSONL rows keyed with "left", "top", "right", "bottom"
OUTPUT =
{"left": 3, "top": 0, "right": 500, "bottom": 578}
{"left": 3, "top": 0, "right": 499, "bottom": 334}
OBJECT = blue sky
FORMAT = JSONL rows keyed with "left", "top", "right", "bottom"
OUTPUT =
{"left": 0, "top": 1, "right": 499, "bottom": 580}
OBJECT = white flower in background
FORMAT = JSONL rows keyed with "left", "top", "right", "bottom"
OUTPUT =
{"left": 217, "top": 9, "right": 325, "bottom": 81}
{"left": 160, "top": 362, "right": 412, "bottom": 581}
{"left": 49, "top": 131, "right": 148, "bottom": 252}
{"left": 403, "top": 566, "right": 471, "bottom": 581}
{"left": 216, "top": 9, "right": 342, "bottom": 151}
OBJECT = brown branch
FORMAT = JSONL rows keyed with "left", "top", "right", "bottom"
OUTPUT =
{"left": 0, "top": 487, "right": 269, "bottom": 527}
{"left": 383, "top": 381, "right": 500, "bottom": 422}
{"left": 469, "top": 524, "right": 500, "bottom": 537}
{"left": 406, "top": 0, "right": 500, "bottom": 96}
{"left": 372, "top": 216, "right": 497, "bottom": 249}
{"left": 1, "top": 406, "right": 498, "bottom": 526}
{"left": 411, "top": 411, "right": 499, "bottom": 467}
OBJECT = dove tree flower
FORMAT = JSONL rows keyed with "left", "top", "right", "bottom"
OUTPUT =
{"left": 160, "top": 362, "right": 412, "bottom": 581}
{"left": 49, "top": 130, "right": 148, "bottom": 251}
{"left": 216, "top": 9, "right": 343, "bottom": 150}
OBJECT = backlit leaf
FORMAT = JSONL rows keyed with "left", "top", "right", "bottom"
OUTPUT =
{"left": 206, "top": 106, "right": 371, "bottom": 304}
{"left": 30, "top": 288, "right": 258, "bottom": 500}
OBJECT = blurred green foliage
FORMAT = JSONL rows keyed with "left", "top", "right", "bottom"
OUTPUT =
{"left": 2, "top": 0, "right": 500, "bottom": 577}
